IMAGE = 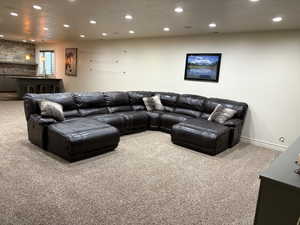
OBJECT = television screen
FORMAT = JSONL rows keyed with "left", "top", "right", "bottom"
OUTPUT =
{"left": 184, "top": 53, "right": 222, "bottom": 82}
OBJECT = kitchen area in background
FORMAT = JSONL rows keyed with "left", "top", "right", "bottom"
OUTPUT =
{"left": 0, "top": 39, "right": 63, "bottom": 100}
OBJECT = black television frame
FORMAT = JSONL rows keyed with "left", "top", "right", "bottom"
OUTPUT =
{"left": 184, "top": 53, "right": 222, "bottom": 82}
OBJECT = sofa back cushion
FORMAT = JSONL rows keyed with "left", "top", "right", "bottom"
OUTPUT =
{"left": 154, "top": 92, "right": 179, "bottom": 112}
{"left": 104, "top": 91, "right": 132, "bottom": 113}
{"left": 64, "top": 109, "right": 81, "bottom": 118}
{"left": 174, "top": 94, "right": 206, "bottom": 118}
{"left": 128, "top": 91, "right": 153, "bottom": 111}
{"left": 203, "top": 98, "right": 248, "bottom": 120}
{"left": 24, "top": 93, "right": 78, "bottom": 120}
{"left": 73, "top": 92, "right": 108, "bottom": 117}
{"left": 74, "top": 92, "right": 106, "bottom": 108}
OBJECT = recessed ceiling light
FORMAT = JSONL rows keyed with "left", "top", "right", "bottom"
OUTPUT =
{"left": 163, "top": 27, "right": 170, "bottom": 32}
{"left": 101, "top": 33, "right": 108, "bottom": 36}
{"left": 10, "top": 12, "right": 18, "bottom": 17}
{"left": 125, "top": 14, "right": 133, "bottom": 20}
{"left": 174, "top": 7, "right": 183, "bottom": 13}
{"left": 0, "top": 34, "right": 4, "bottom": 38}
{"left": 33, "top": 5, "right": 42, "bottom": 10}
{"left": 80, "top": 34, "right": 85, "bottom": 38}
{"left": 89, "top": 20, "right": 96, "bottom": 24}
{"left": 22, "top": 40, "right": 27, "bottom": 42}
{"left": 43, "top": 27, "right": 48, "bottom": 31}
{"left": 209, "top": 23, "right": 217, "bottom": 28}
{"left": 272, "top": 16, "right": 283, "bottom": 22}
{"left": 129, "top": 30, "right": 135, "bottom": 34}
{"left": 31, "top": 39, "right": 35, "bottom": 42}
{"left": 63, "top": 24, "right": 70, "bottom": 28}
{"left": 249, "top": 0, "right": 260, "bottom": 2}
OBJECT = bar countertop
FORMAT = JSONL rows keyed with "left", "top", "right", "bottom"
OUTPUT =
{"left": 10, "top": 76, "right": 62, "bottom": 80}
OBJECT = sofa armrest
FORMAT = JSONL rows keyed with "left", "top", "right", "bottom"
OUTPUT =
{"left": 30, "top": 114, "right": 57, "bottom": 125}
{"left": 223, "top": 119, "right": 243, "bottom": 147}
{"left": 223, "top": 119, "right": 242, "bottom": 128}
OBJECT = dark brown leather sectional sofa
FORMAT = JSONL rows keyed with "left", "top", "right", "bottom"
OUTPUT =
{"left": 24, "top": 91, "right": 248, "bottom": 162}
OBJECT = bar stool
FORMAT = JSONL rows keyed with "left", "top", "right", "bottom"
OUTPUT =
{"left": 39, "top": 84, "right": 47, "bottom": 93}
{"left": 48, "top": 84, "right": 55, "bottom": 93}
{"left": 54, "top": 85, "right": 60, "bottom": 93}
{"left": 26, "top": 85, "right": 35, "bottom": 93}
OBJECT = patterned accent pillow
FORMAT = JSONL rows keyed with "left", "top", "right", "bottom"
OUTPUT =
{"left": 208, "top": 104, "right": 236, "bottom": 124}
{"left": 143, "top": 95, "right": 164, "bottom": 111}
{"left": 38, "top": 100, "right": 65, "bottom": 121}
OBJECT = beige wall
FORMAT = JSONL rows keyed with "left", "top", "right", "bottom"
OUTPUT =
{"left": 36, "top": 30, "right": 300, "bottom": 150}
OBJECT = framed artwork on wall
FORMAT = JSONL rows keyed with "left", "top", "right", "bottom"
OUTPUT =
{"left": 184, "top": 53, "right": 222, "bottom": 82}
{"left": 65, "top": 48, "right": 77, "bottom": 76}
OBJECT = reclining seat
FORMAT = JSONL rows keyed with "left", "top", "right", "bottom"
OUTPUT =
{"left": 25, "top": 92, "right": 120, "bottom": 162}
{"left": 128, "top": 91, "right": 162, "bottom": 130}
{"left": 157, "top": 92, "right": 193, "bottom": 133}
{"left": 202, "top": 98, "right": 248, "bottom": 147}
{"left": 47, "top": 117, "right": 120, "bottom": 162}
{"left": 24, "top": 93, "right": 81, "bottom": 149}
{"left": 104, "top": 92, "right": 149, "bottom": 134}
{"left": 74, "top": 92, "right": 126, "bottom": 132}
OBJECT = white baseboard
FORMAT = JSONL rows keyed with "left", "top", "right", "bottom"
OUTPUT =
{"left": 241, "top": 136, "right": 288, "bottom": 151}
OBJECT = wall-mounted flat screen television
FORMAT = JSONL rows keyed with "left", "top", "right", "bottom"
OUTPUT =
{"left": 184, "top": 53, "right": 222, "bottom": 82}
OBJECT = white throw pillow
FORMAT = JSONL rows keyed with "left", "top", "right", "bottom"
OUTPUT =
{"left": 208, "top": 104, "right": 236, "bottom": 124}
{"left": 39, "top": 100, "right": 65, "bottom": 121}
{"left": 143, "top": 95, "right": 164, "bottom": 111}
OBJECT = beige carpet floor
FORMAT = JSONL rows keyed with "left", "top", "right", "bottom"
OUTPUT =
{"left": 0, "top": 101, "right": 280, "bottom": 225}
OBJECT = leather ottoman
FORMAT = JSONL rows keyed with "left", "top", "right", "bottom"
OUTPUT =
{"left": 171, "top": 119, "right": 231, "bottom": 155}
{"left": 47, "top": 118, "right": 120, "bottom": 162}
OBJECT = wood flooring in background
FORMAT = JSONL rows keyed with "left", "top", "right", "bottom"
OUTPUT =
{"left": 0, "top": 92, "right": 19, "bottom": 101}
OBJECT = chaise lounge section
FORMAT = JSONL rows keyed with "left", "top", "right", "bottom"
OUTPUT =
{"left": 24, "top": 91, "right": 248, "bottom": 162}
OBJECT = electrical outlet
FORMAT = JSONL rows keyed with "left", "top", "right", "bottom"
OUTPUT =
{"left": 279, "top": 137, "right": 285, "bottom": 143}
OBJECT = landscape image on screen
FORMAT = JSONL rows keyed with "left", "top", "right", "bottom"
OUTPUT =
{"left": 185, "top": 54, "right": 221, "bottom": 80}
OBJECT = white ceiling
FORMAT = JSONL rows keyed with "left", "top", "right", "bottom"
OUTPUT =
{"left": 0, "top": 0, "right": 300, "bottom": 43}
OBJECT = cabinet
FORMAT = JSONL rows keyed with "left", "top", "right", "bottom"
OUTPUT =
{"left": 0, "top": 76, "right": 17, "bottom": 92}
{"left": 254, "top": 137, "right": 300, "bottom": 225}
{"left": 14, "top": 77, "right": 64, "bottom": 99}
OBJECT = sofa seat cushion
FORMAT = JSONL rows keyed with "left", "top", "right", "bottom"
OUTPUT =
{"left": 115, "top": 111, "right": 149, "bottom": 130}
{"left": 171, "top": 119, "right": 230, "bottom": 155}
{"left": 146, "top": 111, "right": 162, "bottom": 129}
{"left": 48, "top": 118, "right": 119, "bottom": 161}
{"left": 160, "top": 112, "right": 193, "bottom": 131}
{"left": 91, "top": 114, "right": 126, "bottom": 131}
{"left": 223, "top": 119, "right": 243, "bottom": 128}
{"left": 49, "top": 118, "right": 103, "bottom": 134}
